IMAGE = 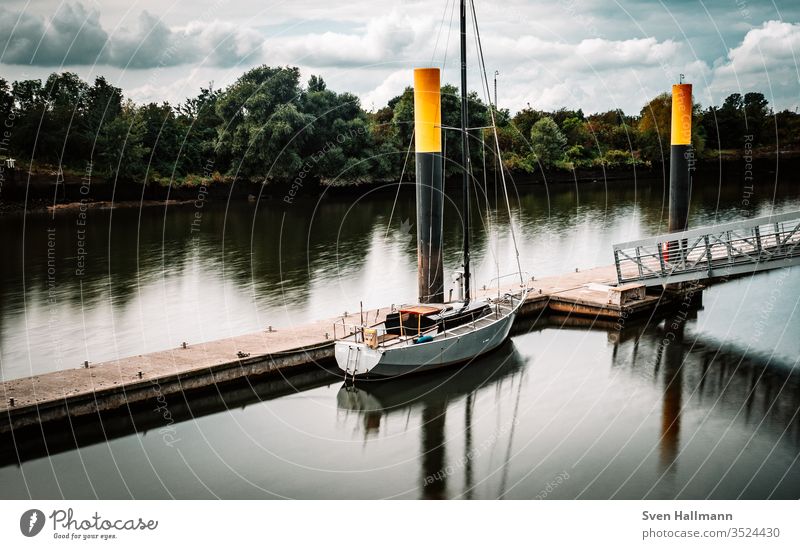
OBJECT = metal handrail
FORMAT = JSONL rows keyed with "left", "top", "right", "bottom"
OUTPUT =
{"left": 613, "top": 211, "right": 800, "bottom": 250}
{"left": 613, "top": 211, "right": 800, "bottom": 286}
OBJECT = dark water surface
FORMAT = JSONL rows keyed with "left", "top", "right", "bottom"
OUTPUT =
{"left": 1, "top": 178, "right": 799, "bottom": 498}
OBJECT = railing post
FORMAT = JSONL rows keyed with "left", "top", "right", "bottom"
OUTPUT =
{"left": 614, "top": 249, "right": 623, "bottom": 283}
{"left": 634, "top": 246, "right": 644, "bottom": 278}
{"left": 657, "top": 242, "right": 666, "bottom": 276}
{"left": 704, "top": 235, "right": 713, "bottom": 277}
{"left": 726, "top": 230, "right": 733, "bottom": 262}
{"left": 754, "top": 225, "right": 763, "bottom": 258}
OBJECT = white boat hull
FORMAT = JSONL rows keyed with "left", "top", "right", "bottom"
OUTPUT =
{"left": 334, "top": 307, "right": 517, "bottom": 378}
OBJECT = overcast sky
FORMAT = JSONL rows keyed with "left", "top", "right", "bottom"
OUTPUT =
{"left": 1, "top": 0, "right": 798, "bottom": 115}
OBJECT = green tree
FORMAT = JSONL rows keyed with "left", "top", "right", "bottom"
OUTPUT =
{"left": 702, "top": 93, "right": 745, "bottom": 150}
{"left": 139, "top": 102, "right": 181, "bottom": 179}
{"left": 299, "top": 75, "right": 376, "bottom": 183}
{"left": 96, "top": 100, "right": 149, "bottom": 180}
{"left": 637, "top": 92, "right": 671, "bottom": 163}
{"left": 550, "top": 107, "right": 584, "bottom": 127}
{"left": 177, "top": 86, "right": 222, "bottom": 175}
{"left": 743, "top": 92, "right": 770, "bottom": 144}
{"left": 81, "top": 76, "right": 123, "bottom": 160}
{"left": 561, "top": 116, "right": 588, "bottom": 146}
{"left": 10, "top": 79, "right": 46, "bottom": 159}
{"left": 503, "top": 107, "right": 543, "bottom": 158}
{"left": 0, "top": 78, "right": 12, "bottom": 143}
{"left": 41, "top": 72, "right": 89, "bottom": 163}
{"left": 529, "top": 116, "right": 566, "bottom": 167}
{"left": 774, "top": 109, "right": 800, "bottom": 149}
{"left": 215, "top": 65, "right": 310, "bottom": 180}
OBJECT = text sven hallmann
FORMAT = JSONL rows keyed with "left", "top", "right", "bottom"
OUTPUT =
{"left": 643, "top": 511, "right": 734, "bottom": 521}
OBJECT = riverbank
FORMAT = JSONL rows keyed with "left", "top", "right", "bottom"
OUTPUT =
{"left": 1, "top": 152, "right": 796, "bottom": 215}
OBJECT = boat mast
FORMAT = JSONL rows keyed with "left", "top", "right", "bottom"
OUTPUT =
{"left": 460, "top": 0, "right": 471, "bottom": 303}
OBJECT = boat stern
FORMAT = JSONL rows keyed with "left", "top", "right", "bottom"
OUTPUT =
{"left": 334, "top": 341, "right": 384, "bottom": 377}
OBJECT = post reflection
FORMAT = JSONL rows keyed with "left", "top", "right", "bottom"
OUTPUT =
{"left": 607, "top": 305, "right": 800, "bottom": 489}
{"left": 659, "top": 322, "right": 685, "bottom": 472}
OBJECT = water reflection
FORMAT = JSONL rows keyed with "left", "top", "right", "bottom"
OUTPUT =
{"left": 337, "top": 342, "right": 524, "bottom": 499}
{"left": 1, "top": 178, "right": 799, "bottom": 499}
{"left": 3, "top": 179, "right": 799, "bottom": 380}
{"left": 602, "top": 311, "right": 800, "bottom": 498}
{"left": 1, "top": 317, "right": 798, "bottom": 499}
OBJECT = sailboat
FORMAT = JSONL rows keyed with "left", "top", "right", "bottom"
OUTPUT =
{"left": 334, "top": 0, "right": 527, "bottom": 379}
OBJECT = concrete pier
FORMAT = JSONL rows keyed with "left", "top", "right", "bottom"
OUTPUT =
{"left": 0, "top": 264, "right": 694, "bottom": 432}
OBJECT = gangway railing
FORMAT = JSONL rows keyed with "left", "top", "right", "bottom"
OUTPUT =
{"left": 613, "top": 211, "right": 800, "bottom": 286}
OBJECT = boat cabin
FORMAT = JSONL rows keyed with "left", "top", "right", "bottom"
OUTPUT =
{"left": 384, "top": 301, "right": 492, "bottom": 339}
{"left": 385, "top": 305, "right": 442, "bottom": 337}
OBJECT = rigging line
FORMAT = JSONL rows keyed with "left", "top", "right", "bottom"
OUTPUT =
{"left": 467, "top": 14, "right": 499, "bottom": 284}
{"left": 481, "top": 129, "right": 500, "bottom": 298}
{"left": 441, "top": 0, "right": 457, "bottom": 72}
{"left": 439, "top": 124, "right": 496, "bottom": 131}
{"left": 498, "top": 370, "right": 526, "bottom": 499}
{"left": 469, "top": 0, "right": 525, "bottom": 285}
{"left": 468, "top": 0, "right": 497, "bottom": 269}
{"left": 464, "top": 130, "right": 501, "bottom": 291}
{"left": 430, "top": 0, "right": 452, "bottom": 65}
{"left": 442, "top": 125, "right": 495, "bottom": 238}
{"left": 466, "top": 136, "right": 501, "bottom": 276}
{"left": 384, "top": 126, "right": 415, "bottom": 239}
{"left": 481, "top": 131, "right": 490, "bottom": 227}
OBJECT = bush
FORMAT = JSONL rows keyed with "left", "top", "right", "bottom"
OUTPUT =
{"left": 602, "top": 149, "right": 634, "bottom": 167}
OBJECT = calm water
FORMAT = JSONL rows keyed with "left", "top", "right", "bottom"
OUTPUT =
{"left": 1, "top": 177, "right": 799, "bottom": 499}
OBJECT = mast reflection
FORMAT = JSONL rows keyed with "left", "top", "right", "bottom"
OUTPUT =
{"left": 336, "top": 341, "right": 524, "bottom": 499}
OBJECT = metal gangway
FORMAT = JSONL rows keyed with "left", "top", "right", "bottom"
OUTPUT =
{"left": 613, "top": 211, "right": 800, "bottom": 287}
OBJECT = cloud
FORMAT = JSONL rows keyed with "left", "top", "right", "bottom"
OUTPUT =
{"left": 266, "top": 15, "right": 695, "bottom": 113}
{"left": 0, "top": 1, "right": 798, "bottom": 115}
{"left": 361, "top": 69, "right": 412, "bottom": 110}
{"left": 268, "top": 13, "right": 434, "bottom": 68}
{"left": 485, "top": 34, "right": 682, "bottom": 71}
{"left": 708, "top": 20, "right": 800, "bottom": 108}
{"left": 0, "top": 3, "right": 108, "bottom": 66}
{"left": 0, "top": 2, "right": 264, "bottom": 68}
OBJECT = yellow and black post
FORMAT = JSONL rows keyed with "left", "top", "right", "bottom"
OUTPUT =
{"left": 413, "top": 68, "right": 444, "bottom": 303}
{"left": 669, "top": 82, "right": 693, "bottom": 232}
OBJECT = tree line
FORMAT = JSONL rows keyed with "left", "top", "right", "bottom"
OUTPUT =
{"left": 1, "top": 65, "right": 798, "bottom": 188}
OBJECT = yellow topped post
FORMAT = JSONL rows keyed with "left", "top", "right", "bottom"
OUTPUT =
{"left": 413, "top": 68, "right": 442, "bottom": 153}
{"left": 413, "top": 67, "right": 444, "bottom": 303}
{"left": 668, "top": 82, "right": 693, "bottom": 239}
{"left": 670, "top": 83, "right": 692, "bottom": 146}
